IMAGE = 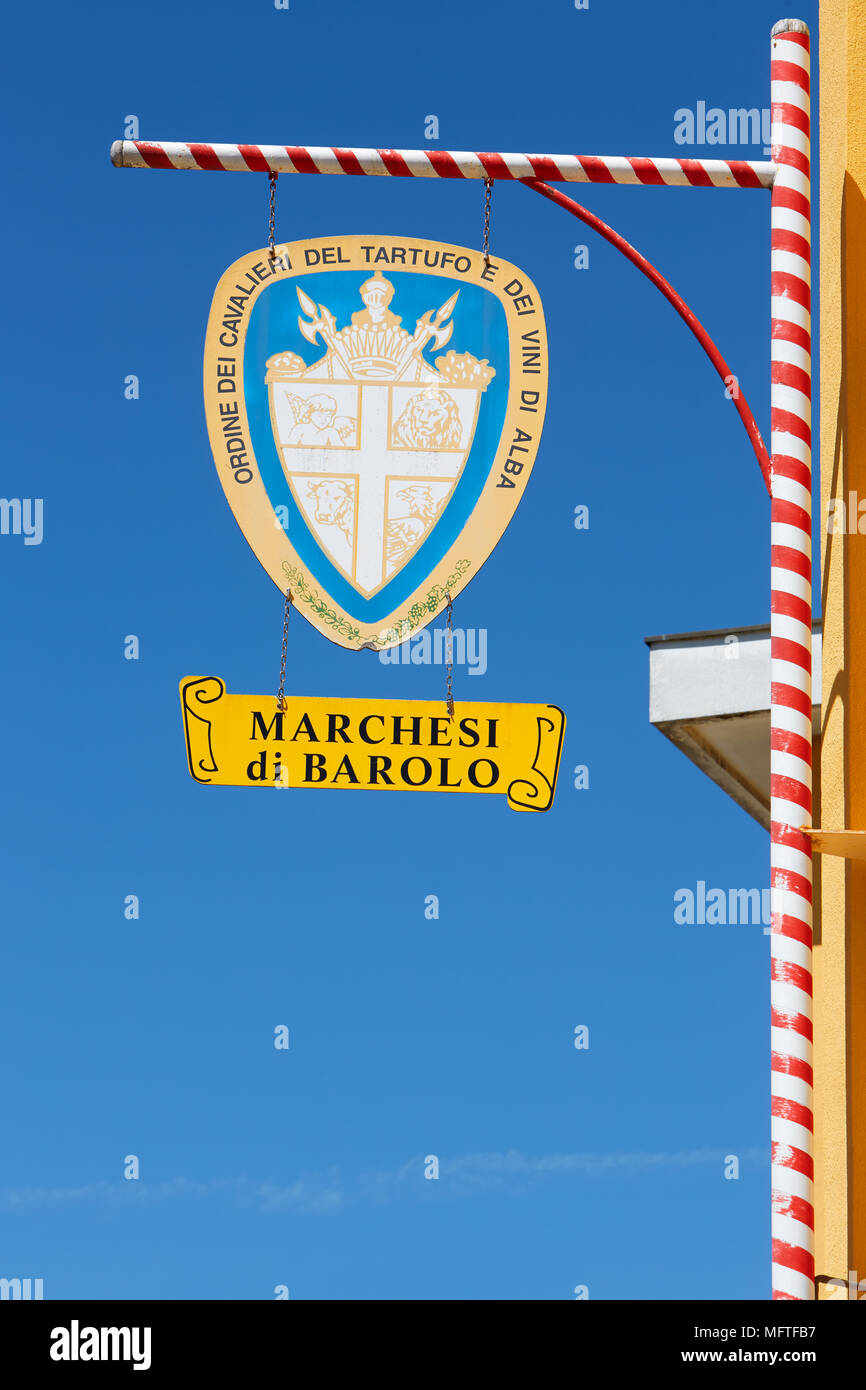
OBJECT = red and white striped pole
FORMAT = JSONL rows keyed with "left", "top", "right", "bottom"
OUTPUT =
{"left": 110, "top": 140, "right": 775, "bottom": 190}
{"left": 769, "top": 19, "right": 813, "bottom": 1302}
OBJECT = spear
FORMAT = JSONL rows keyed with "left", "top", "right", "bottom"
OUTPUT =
{"left": 296, "top": 286, "right": 355, "bottom": 377}
{"left": 393, "top": 290, "right": 459, "bottom": 380}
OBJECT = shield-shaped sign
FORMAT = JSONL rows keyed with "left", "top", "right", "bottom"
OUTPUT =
{"left": 203, "top": 235, "right": 547, "bottom": 650}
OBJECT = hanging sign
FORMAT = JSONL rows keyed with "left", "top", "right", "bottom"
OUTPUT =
{"left": 203, "top": 236, "right": 547, "bottom": 651}
{"left": 180, "top": 678, "right": 565, "bottom": 812}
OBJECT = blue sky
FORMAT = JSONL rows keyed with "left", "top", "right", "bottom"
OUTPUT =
{"left": 1, "top": 0, "right": 818, "bottom": 1299}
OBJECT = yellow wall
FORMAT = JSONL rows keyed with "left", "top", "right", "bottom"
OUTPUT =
{"left": 817, "top": 0, "right": 866, "bottom": 1297}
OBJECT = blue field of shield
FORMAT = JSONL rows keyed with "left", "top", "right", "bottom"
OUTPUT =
{"left": 244, "top": 268, "right": 509, "bottom": 623}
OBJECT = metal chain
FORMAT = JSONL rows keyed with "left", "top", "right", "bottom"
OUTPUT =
{"left": 268, "top": 171, "right": 278, "bottom": 260}
{"left": 482, "top": 176, "right": 493, "bottom": 265}
{"left": 277, "top": 587, "right": 293, "bottom": 712}
{"left": 445, "top": 593, "right": 455, "bottom": 720}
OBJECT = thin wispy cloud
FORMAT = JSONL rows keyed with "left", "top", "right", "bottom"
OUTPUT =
{"left": 1, "top": 1147, "right": 768, "bottom": 1212}
{"left": 373, "top": 1146, "right": 769, "bottom": 1197}
{"left": 1, "top": 1175, "right": 342, "bottom": 1214}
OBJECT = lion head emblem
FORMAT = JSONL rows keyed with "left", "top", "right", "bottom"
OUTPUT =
{"left": 391, "top": 388, "right": 463, "bottom": 449}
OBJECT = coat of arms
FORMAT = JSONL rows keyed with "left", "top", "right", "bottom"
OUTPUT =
{"left": 266, "top": 270, "right": 495, "bottom": 597}
{"left": 203, "top": 236, "right": 548, "bottom": 650}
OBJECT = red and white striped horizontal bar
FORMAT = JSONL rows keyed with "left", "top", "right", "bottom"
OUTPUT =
{"left": 110, "top": 140, "right": 776, "bottom": 189}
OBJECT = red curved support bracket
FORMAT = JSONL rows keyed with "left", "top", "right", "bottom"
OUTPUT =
{"left": 523, "top": 178, "right": 772, "bottom": 495}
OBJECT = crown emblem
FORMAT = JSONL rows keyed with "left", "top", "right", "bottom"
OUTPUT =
{"left": 265, "top": 274, "right": 494, "bottom": 388}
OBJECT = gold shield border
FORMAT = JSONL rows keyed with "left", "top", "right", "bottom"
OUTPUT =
{"left": 203, "top": 235, "right": 548, "bottom": 651}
